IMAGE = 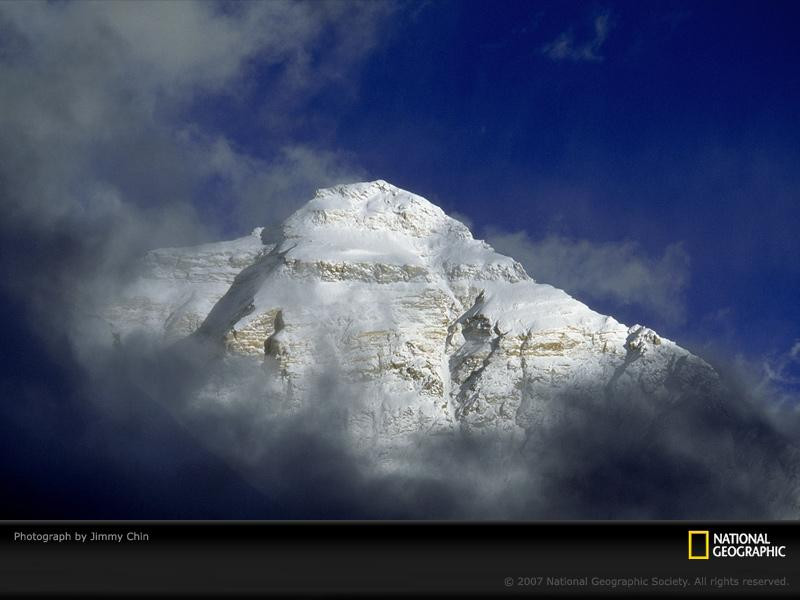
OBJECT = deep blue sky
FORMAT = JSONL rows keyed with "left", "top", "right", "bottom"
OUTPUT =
{"left": 191, "top": 1, "right": 800, "bottom": 373}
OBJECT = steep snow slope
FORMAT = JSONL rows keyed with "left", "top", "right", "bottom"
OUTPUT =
{"left": 105, "top": 180, "right": 720, "bottom": 447}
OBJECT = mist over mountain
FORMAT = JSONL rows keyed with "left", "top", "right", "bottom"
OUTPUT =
{"left": 92, "top": 181, "right": 800, "bottom": 518}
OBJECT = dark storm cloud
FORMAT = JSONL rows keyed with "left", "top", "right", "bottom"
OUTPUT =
{"left": 525, "top": 383, "right": 798, "bottom": 519}
{"left": 62, "top": 331, "right": 464, "bottom": 518}
{"left": 73, "top": 321, "right": 795, "bottom": 519}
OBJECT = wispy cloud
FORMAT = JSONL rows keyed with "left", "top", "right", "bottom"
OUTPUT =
{"left": 541, "top": 10, "right": 613, "bottom": 62}
{"left": 758, "top": 340, "right": 800, "bottom": 413}
{"left": 764, "top": 340, "right": 800, "bottom": 385}
{"left": 0, "top": 0, "right": 391, "bottom": 336}
{"left": 485, "top": 229, "right": 690, "bottom": 324}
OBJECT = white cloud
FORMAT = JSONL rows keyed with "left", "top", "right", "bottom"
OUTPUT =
{"left": 0, "top": 0, "right": 391, "bottom": 339}
{"left": 1, "top": 1, "right": 390, "bottom": 101}
{"left": 486, "top": 229, "right": 690, "bottom": 323}
{"left": 541, "top": 11, "right": 612, "bottom": 62}
{"left": 205, "top": 137, "right": 367, "bottom": 228}
{"left": 720, "top": 341, "right": 800, "bottom": 441}
{"left": 762, "top": 340, "right": 800, "bottom": 390}
{"left": 447, "top": 211, "right": 476, "bottom": 232}
{"left": 0, "top": 0, "right": 391, "bottom": 216}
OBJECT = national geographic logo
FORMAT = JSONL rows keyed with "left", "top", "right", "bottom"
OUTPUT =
{"left": 688, "top": 531, "right": 710, "bottom": 560}
{"left": 688, "top": 530, "right": 787, "bottom": 559}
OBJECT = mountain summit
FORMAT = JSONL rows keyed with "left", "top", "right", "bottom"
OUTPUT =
{"left": 105, "top": 181, "right": 719, "bottom": 440}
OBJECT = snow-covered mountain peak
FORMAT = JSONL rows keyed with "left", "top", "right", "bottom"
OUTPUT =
{"left": 273, "top": 180, "right": 527, "bottom": 293}
{"left": 284, "top": 180, "right": 473, "bottom": 243}
{"left": 103, "top": 180, "right": 722, "bottom": 456}
{"left": 97, "top": 181, "right": 800, "bottom": 517}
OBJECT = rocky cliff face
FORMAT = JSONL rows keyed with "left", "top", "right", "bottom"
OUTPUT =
{"left": 104, "top": 181, "right": 722, "bottom": 452}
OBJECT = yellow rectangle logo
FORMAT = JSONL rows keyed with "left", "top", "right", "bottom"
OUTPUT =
{"left": 688, "top": 530, "right": 710, "bottom": 560}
